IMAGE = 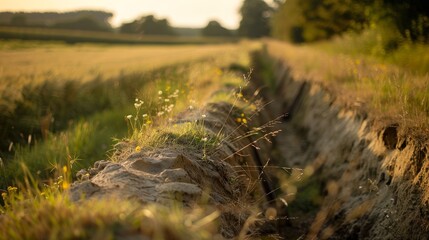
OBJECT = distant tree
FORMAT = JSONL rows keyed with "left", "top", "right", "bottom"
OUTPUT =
{"left": 120, "top": 15, "right": 175, "bottom": 36}
{"left": 202, "top": 20, "right": 231, "bottom": 37}
{"left": 238, "top": 0, "right": 271, "bottom": 38}
{"left": 53, "top": 17, "right": 109, "bottom": 31}
{"left": 120, "top": 20, "right": 140, "bottom": 34}
{"left": 10, "top": 14, "right": 27, "bottom": 26}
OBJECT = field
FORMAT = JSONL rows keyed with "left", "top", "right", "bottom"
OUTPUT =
{"left": 0, "top": 39, "right": 258, "bottom": 186}
{"left": 1, "top": 34, "right": 429, "bottom": 239}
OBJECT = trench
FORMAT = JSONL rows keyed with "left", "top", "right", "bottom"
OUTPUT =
{"left": 257, "top": 51, "right": 429, "bottom": 239}
{"left": 68, "top": 49, "right": 429, "bottom": 239}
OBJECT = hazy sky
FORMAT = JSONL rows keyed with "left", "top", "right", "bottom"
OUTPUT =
{"left": 0, "top": 0, "right": 246, "bottom": 29}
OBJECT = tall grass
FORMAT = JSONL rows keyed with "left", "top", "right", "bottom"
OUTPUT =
{"left": 265, "top": 39, "right": 429, "bottom": 137}
{"left": 315, "top": 27, "right": 429, "bottom": 75}
{"left": 1, "top": 188, "right": 220, "bottom": 240}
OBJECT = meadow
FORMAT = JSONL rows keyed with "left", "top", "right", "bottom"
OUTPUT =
{"left": 0, "top": 39, "right": 257, "bottom": 189}
{"left": 1, "top": 38, "right": 275, "bottom": 239}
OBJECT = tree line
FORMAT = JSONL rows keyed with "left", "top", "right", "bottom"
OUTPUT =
{"left": 0, "top": 11, "right": 113, "bottom": 32}
{"left": 0, "top": 11, "right": 234, "bottom": 37}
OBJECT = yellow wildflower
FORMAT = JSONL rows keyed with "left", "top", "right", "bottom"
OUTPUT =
{"left": 62, "top": 181, "right": 70, "bottom": 190}
{"left": 135, "top": 146, "right": 142, "bottom": 152}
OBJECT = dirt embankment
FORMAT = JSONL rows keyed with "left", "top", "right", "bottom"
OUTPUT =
{"left": 269, "top": 58, "right": 429, "bottom": 239}
{"left": 70, "top": 100, "right": 283, "bottom": 238}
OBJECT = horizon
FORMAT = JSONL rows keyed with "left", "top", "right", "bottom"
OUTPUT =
{"left": 0, "top": 0, "right": 250, "bottom": 29}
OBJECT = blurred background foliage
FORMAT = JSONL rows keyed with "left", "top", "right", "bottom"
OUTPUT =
{"left": 271, "top": 0, "right": 429, "bottom": 45}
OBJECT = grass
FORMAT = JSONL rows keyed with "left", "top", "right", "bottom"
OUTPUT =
{"left": 265, "top": 39, "right": 429, "bottom": 138}
{"left": 0, "top": 38, "right": 282, "bottom": 239}
{"left": 1, "top": 188, "right": 220, "bottom": 240}
{"left": 0, "top": 39, "right": 260, "bottom": 188}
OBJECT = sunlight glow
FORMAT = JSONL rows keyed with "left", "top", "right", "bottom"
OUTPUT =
{"left": 0, "top": 0, "right": 244, "bottom": 28}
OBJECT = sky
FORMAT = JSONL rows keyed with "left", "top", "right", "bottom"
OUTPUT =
{"left": 0, "top": 0, "right": 246, "bottom": 29}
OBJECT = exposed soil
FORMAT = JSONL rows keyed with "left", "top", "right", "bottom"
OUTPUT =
{"left": 267, "top": 60, "right": 429, "bottom": 240}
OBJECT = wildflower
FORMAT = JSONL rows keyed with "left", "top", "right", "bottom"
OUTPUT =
{"left": 126, "top": 115, "right": 133, "bottom": 120}
{"left": 157, "top": 111, "right": 164, "bottom": 116}
{"left": 134, "top": 102, "right": 143, "bottom": 108}
{"left": 164, "top": 99, "right": 170, "bottom": 102}
{"left": 62, "top": 166, "right": 68, "bottom": 173}
{"left": 142, "top": 114, "right": 148, "bottom": 118}
{"left": 1, "top": 192, "right": 7, "bottom": 199}
{"left": 242, "top": 118, "right": 247, "bottom": 124}
{"left": 202, "top": 137, "right": 208, "bottom": 142}
{"left": 135, "top": 146, "right": 142, "bottom": 152}
{"left": 189, "top": 105, "right": 194, "bottom": 110}
{"left": 7, "top": 186, "right": 17, "bottom": 192}
{"left": 236, "top": 92, "right": 243, "bottom": 98}
{"left": 158, "top": 91, "right": 163, "bottom": 95}
{"left": 236, "top": 118, "right": 242, "bottom": 123}
{"left": 62, "top": 181, "right": 70, "bottom": 190}
{"left": 202, "top": 114, "right": 207, "bottom": 118}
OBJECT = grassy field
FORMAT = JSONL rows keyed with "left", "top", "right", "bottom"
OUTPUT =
{"left": 0, "top": 37, "right": 268, "bottom": 239}
{"left": 0, "top": 39, "right": 258, "bottom": 188}
{"left": 265, "top": 39, "right": 429, "bottom": 138}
